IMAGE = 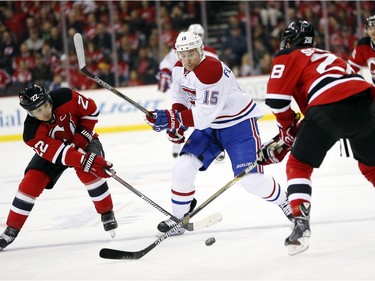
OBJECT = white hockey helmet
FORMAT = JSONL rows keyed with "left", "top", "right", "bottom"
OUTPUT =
{"left": 188, "top": 23, "right": 205, "bottom": 39}
{"left": 175, "top": 31, "right": 203, "bottom": 57}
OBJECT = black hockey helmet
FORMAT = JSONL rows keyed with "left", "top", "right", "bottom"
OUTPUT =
{"left": 280, "top": 20, "right": 315, "bottom": 49}
{"left": 365, "top": 15, "right": 375, "bottom": 27}
{"left": 19, "top": 83, "right": 52, "bottom": 112}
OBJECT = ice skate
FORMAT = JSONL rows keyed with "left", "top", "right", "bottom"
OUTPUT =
{"left": 279, "top": 197, "right": 294, "bottom": 221}
{"left": 172, "top": 143, "right": 181, "bottom": 158}
{"left": 101, "top": 210, "right": 118, "bottom": 238}
{"left": 0, "top": 227, "right": 19, "bottom": 251}
{"left": 215, "top": 151, "right": 225, "bottom": 161}
{"left": 157, "top": 218, "right": 186, "bottom": 236}
{"left": 284, "top": 202, "right": 311, "bottom": 255}
{"left": 157, "top": 198, "right": 197, "bottom": 236}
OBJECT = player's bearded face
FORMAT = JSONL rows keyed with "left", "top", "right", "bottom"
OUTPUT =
{"left": 30, "top": 101, "right": 53, "bottom": 122}
{"left": 178, "top": 49, "right": 201, "bottom": 71}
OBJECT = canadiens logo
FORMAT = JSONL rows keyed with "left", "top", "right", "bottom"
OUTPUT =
{"left": 182, "top": 87, "right": 196, "bottom": 103}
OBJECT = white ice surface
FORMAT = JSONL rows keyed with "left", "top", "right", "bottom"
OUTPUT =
{"left": 1, "top": 120, "right": 375, "bottom": 280}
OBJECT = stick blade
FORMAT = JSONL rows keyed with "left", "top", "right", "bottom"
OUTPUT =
{"left": 73, "top": 33, "right": 86, "bottom": 69}
{"left": 99, "top": 248, "right": 144, "bottom": 260}
{"left": 189, "top": 212, "right": 223, "bottom": 231}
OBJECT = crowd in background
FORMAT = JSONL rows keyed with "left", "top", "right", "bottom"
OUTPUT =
{"left": 0, "top": 1, "right": 374, "bottom": 96}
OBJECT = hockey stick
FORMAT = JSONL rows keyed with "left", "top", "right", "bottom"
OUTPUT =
{"left": 106, "top": 169, "right": 222, "bottom": 231}
{"left": 99, "top": 161, "right": 257, "bottom": 260}
{"left": 73, "top": 33, "right": 154, "bottom": 118}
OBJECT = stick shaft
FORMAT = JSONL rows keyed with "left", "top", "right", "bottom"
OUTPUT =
{"left": 73, "top": 33, "right": 154, "bottom": 118}
{"left": 100, "top": 162, "right": 257, "bottom": 260}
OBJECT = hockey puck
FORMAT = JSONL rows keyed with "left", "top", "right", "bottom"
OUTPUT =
{"left": 205, "top": 237, "right": 216, "bottom": 246}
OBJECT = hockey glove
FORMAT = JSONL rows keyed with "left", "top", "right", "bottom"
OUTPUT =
{"left": 145, "top": 109, "right": 182, "bottom": 132}
{"left": 72, "top": 127, "right": 95, "bottom": 150}
{"left": 257, "top": 136, "right": 290, "bottom": 165}
{"left": 167, "top": 125, "right": 188, "bottom": 144}
{"left": 278, "top": 112, "right": 301, "bottom": 148}
{"left": 157, "top": 70, "right": 171, "bottom": 93}
{"left": 82, "top": 152, "right": 113, "bottom": 178}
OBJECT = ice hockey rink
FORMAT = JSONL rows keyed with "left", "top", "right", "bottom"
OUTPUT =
{"left": 1, "top": 120, "right": 375, "bottom": 280}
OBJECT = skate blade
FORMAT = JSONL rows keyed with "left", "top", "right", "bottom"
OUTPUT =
{"left": 107, "top": 229, "right": 116, "bottom": 238}
{"left": 155, "top": 229, "right": 185, "bottom": 237}
{"left": 286, "top": 237, "right": 309, "bottom": 256}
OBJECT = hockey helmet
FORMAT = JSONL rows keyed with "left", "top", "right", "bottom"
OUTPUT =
{"left": 280, "top": 20, "right": 315, "bottom": 49}
{"left": 188, "top": 24, "right": 205, "bottom": 39}
{"left": 366, "top": 15, "right": 375, "bottom": 27}
{"left": 175, "top": 31, "right": 203, "bottom": 57}
{"left": 19, "top": 83, "right": 52, "bottom": 112}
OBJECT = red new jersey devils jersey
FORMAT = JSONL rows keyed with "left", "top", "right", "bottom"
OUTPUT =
{"left": 23, "top": 88, "right": 99, "bottom": 166}
{"left": 348, "top": 36, "right": 375, "bottom": 82}
{"left": 266, "top": 47, "right": 371, "bottom": 128}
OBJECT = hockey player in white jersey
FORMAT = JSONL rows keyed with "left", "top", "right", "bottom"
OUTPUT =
{"left": 157, "top": 23, "right": 224, "bottom": 160}
{"left": 157, "top": 24, "right": 218, "bottom": 94}
{"left": 146, "top": 30, "right": 293, "bottom": 235}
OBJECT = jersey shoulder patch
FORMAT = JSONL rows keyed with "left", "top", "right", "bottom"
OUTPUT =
{"left": 194, "top": 57, "right": 222, "bottom": 84}
{"left": 50, "top": 88, "right": 73, "bottom": 109}
{"left": 357, "top": 36, "right": 371, "bottom": 47}
{"left": 23, "top": 116, "right": 40, "bottom": 142}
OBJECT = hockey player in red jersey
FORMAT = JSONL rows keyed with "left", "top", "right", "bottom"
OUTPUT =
{"left": 146, "top": 30, "right": 293, "bottom": 236}
{"left": 348, "top": 15, "right": 375, "bottom": 84}
{"left": 257, "top": 20, "right": 375, "bottom": 256}
{"left": 0, "top": 84, "right": 117, "bottom": 251}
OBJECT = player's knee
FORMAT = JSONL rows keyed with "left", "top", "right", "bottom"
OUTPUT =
{"left": 358, "top": 162, "right": 375, "bottom": 187}
{"left": 241, "top": 173, "right": 271, "bottom": 197}
{"left": 19, "top": 169, "right": 50, "bottom": 197}
{"left": 172, "top": 154, "right": 201, "bottom": 189}
{"left": 286, "top": 154, "right": 313, "bottom": 180}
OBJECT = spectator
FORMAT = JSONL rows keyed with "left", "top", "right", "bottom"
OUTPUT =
{"left": 0, "top": 29, "right": 18, "bottom": 74}
{"left": 47, "top": 26, "right": 63, "bottom": 55}
{"left": 24, "top": 28, "right": 44, "bottom": 53}
{"left": 0, "top": 69, "right": 11, "bottom": 96}
{"left": 31, "top": 53, "right": 53, "bottom": 89}
{"left": 222, "top": 26, "right": 247, "bottom": 69}
{"left": 12, "top": 42, "right": 35, "bottom": 71}
{"left": 127, "top": 70, "right": 143, "bottom": 87}
{"left": 98, "top": 61, "right": 115, "bottom": 87}
{"left": 240, "top": 53, "right": 260, "bottom": 77}
{"left": 49, "top": 73, "right": 66, "bottom": 91}
{"left": 131, "top": 47, "right": 159, "bottom": 85}
{"left": 92, "top": 23, "right": 112, "bottom": 56}
{"left": 11, "top": 60, "right": 32, "bottom": 94}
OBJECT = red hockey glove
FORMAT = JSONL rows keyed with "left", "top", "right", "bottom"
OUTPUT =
{"left": 278, "top": 112, "right": 301, "bottom": 148}
{"left": 145, "top": 109, "right": 182, "bottom": 132}
{"left": 82, "top": 152, "right": 113, "bottom": 178}
{"left": 167, "top": 125, "right": 188, "bottom": 144}
{"left": 257, "top": 136, "right": 290, "bottom": 165}
{"left": 72, "top": 127, "right": 95, "bottom": 150}
{"left": 157, "top": 71, "right": 171, "bottom": 93}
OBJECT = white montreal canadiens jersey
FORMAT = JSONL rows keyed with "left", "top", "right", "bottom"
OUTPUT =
{"left": 171, "top": 56, "right": 262, "bottom": 130}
